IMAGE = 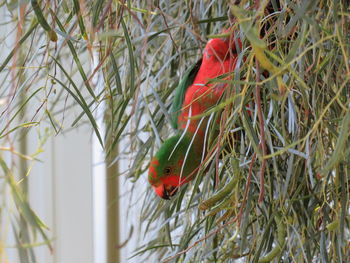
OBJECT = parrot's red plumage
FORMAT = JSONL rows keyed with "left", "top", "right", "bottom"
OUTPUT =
{"left": 178, "top": 37, "right": 240, "bottom": 136}
{"left": 149, "top": 31, "right": 241, "bottom": 199}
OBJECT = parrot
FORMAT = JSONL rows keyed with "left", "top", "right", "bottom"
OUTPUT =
{"left": 148, "top": 32, "right": 241, "bottom": 199}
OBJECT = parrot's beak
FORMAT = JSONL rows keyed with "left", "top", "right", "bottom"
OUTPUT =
{"left": 153, "top": 184, "right": 178, "bottom": 199}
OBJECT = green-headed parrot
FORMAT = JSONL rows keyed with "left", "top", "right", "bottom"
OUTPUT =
{"left": 149, "top": 32, "right": 241, "bottom": 199}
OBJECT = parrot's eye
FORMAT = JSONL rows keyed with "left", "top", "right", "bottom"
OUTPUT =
{"left": 164, "top": 167, "right": 172, "bottom": 175}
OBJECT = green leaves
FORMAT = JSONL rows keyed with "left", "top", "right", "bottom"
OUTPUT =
{"left": 321, "top": 111, "right": 350, "bottom": 176}
{"left": 1, "top": 0, "right": 350, "bottom": 262}
{"left": 31, "top": 0, "right": 57, "bottom": 41}
{"left": 0, "top": 158, "right": 53, "bottom": 252}
{"left": 137, "top": 1, "right": 350, "bottom": 262}
{"left": 50, "top": 57, "right": 104, "bottom": 147}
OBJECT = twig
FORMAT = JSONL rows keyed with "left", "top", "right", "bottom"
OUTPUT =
{"left": 156, "top": 5, "right": 178, "bottom": 52}
{"left": 162, "top": 216, "right": 238, "bottom": 262}
{"left": 238, "top": 152, "right": 256, "bottom": 224}
{"left": 255, "top": 61, "right": 267, "bottom": 203}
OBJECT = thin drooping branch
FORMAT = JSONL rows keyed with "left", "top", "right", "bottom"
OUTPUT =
{"left": 255, "top": 61, "right": 267, "bottom": 203}
{"left": 238, "top": 152, "right": 256, "bottom": 224}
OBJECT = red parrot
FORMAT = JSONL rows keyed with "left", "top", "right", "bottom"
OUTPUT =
{"left": 148, "top": 32, "right": 241, "bottom": 199}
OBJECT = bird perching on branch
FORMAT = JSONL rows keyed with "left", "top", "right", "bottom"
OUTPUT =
{"left": 148, "top": 30, "right": 241, "bottom": 199}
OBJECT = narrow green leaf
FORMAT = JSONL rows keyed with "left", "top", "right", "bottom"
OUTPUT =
{"left": 121, "top": 18, "right": 135, "bottom": 97}
{"left": 0, "top": 20, "right": 38, "bottom": 73}
{"left": 49, "top": 73, "right": 104, "bottom": 148}
{"left": 72, "top": 0, "right": 87, "bottom": 39}
{"left": 50, "top": 11, "right": 97, "bottom": 100}
{"left": 321, "top": 111, "right": 350, "bottom": 175}
{"left": 0, "top": 88, "right": 43, "bottom": 137}
{"left": 30, "top": 0, "right": 57, "bottom": 41}
{"left": 0, "top": 122, "right": 39, "bottom": 139}
{"left": 110, "top": 53, "right": 123, "bottom": 95}
{"left": 0, "top": 158, "right": 53, "bottom": 252}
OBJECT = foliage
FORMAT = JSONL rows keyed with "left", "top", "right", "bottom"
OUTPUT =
{"left": 0, "top": 0, "right": 349, "bottom": 262}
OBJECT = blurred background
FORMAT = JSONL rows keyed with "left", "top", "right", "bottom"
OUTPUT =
{"left": 0, "top": 1, "right": 153, "bottom": 262}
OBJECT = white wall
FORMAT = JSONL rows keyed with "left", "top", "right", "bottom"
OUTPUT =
{"left": 28, "top": 126, "right": 94, "bottom": 263}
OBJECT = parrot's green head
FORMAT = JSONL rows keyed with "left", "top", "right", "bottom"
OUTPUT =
{"left": 148, "top": 134, "right": 202, "bottom": 199}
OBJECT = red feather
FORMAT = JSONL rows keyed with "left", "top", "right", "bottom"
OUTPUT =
{"left": 178, "top": 37, "right": 241, "bottom": 135}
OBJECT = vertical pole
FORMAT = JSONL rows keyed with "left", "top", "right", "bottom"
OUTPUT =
{"left": 106, "top": 145, "right": 120, "bottom": 263}
{"left": 18, "top": 90, "right": 32, "bottom": 262}
{"left": 17, "top": 13, "right": 35, "bottom": 261}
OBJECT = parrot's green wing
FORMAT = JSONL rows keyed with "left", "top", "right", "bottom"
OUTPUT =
{"left": 171, "top": 59, "right": 202, "bottom": 129}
